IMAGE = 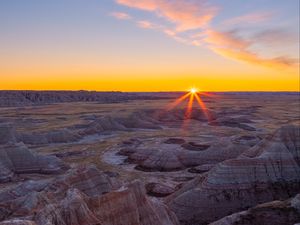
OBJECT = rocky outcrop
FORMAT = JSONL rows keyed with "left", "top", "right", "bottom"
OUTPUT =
{"left": 0, "top": 166, "right": 179, "bottom": 225}
{"left": 146, "top": 182, "right": 176, "bottom": 197}
{"left": 120, "top": 139, "right": 248, "bottom": 171}
{"left": 0, "top": 220, "right": 37, "bottom": 225}
{"left": 36, "top": 181, "right": 179, "bottom": 225}
{"left": 82, "top": 113, "right": 161, "bottom": 135}
{"left": 181, "top": 142, "right": 210, "bottom": 151}
{"left": 167, "top": 125, "right": 300, "bottom": 225}
{"left": 0, "top": 124, "right": 16, "bottom": 145}
{"left": 0, "top": 143, "right": 67, "bottom": 182}
{"left": 187, "top": 164, "right": 215, "bottom": 173}
{"left": 231, "top": 135, "right": 262, "bottom": 147}
{"left": 82, "top": 116, "right": 128, "bottom": 135}
{"left": 209, "top": 193, "right": 300, "bottom": 225}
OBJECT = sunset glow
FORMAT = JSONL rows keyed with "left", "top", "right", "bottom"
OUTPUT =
{"left": 0, "top": 1, "right": 299, "bottom": 91}
{"left": 168, "top": 87, "right": 214, "bottom": 126}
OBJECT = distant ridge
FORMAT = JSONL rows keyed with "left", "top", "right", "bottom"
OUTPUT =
{"left": 0, "top": 90, "right": 174, "bottom": 107}
{"left": 0, "top": 91, "right": 298, "bottom": 107}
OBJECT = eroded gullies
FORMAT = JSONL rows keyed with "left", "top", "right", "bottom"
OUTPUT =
{"left": 0, "top": 93, "right": 299, "bottom": 225}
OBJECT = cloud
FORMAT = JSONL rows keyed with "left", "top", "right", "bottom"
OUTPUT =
{"left": 204, "top": 30, "right": 251, "bottom": 49}
{"left": 113, "top": 0, "right": 298, "bottom": 69}
{"left": 253, "top": 29, "right": 299, "bottom": 46}
{"left": 223, "top": 11, "right": 274, "bottom": 26}
{"left": 204, "top": 29, "right": 298, "bottom": 68}
{"left": 116, "top": 0, "right": 218, "bottom": 31}
{"left": 137, "top": 20, "right": 157, "bottom": 29}
{"left": 110, "top": 11, "right": 132, "bottom": 20}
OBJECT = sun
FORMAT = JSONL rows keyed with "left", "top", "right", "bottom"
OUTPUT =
{"left": 166, "top": 87, "right": 217, "bottom": 125}
{"left": 190, "top": 88, "right": 198, "bottom": 94}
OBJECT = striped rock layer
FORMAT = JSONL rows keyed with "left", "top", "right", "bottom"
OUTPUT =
{"left": 0, "top": 165, "right": 179, "bottom": 225}
{"left": 168, "top": 125, "right": 300, "bottom": 225}
{"left": 209, "top": 193, "right": 300, "bottom": 225}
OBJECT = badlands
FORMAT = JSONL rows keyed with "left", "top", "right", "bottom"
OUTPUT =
{"left": 0, "top": 91, "right": 299, "bottom": 225}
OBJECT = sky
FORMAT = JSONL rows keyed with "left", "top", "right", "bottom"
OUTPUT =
{"left": 0, "top": 0, "right": 299, "bottom": 91}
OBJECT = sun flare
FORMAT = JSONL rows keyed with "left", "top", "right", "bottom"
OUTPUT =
{"left": 166, "top": 87, "right": 215, "bottom": 126}
{"left": 190, "top": 88, "right": 198, "bottom": 94}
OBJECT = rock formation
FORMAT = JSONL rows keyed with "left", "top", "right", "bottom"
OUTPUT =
{"left": 17, "top": 129, "right": 80, "bottom": 145}
{"left": 146, "top": 182, "right": 176, "bottom": 197}
{"left": 0, "top": 220, "right": 37, "bottom": 225}
{"left": 167, "top": 125, "right": 300, "bottom": 225}
{"left": 120, "top": 139, "right": 248, "bottom": 171}
{"left": 209, "top": 193, "right": 300, "bottom": 225}
{"left": 0, "top": 165, "right": 179, "bottom": 225}
{"left": 0, "top": 124, "right": 16, "bottom": 145}
{"left": 0, "top": 91, "right": 170, "bottom": 107}
{"left": 0, "top": 143, "right": 67, "bottom": 182}
{"left": 82, "top": 113, "right": 161, "bottom": 135}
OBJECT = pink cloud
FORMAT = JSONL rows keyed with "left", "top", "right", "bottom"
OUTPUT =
{"left": 204, "top": 29, "right": 298, "bottom": 68}
{"left": 116, "top": 0, "right": 218, "bottom": 31}
{"left": 113, "top": 1, "right": 298, "bottom": 69}
{"left": 110, "top": 11, "right": 132, "bottom": 20}
{"left": 137, "top": 20, "right": 157, "bottom": 29}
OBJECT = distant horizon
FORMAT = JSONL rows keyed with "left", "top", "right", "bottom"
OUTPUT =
{"left": 0, "top": 89, "right": 299, "bottom": 93}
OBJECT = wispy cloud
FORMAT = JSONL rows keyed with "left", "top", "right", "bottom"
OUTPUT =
{"left": 116, "top": 0, "right": 218, "bottom": 31}
{"left": 112, "top": 0, "right": 298, "bottom": 69}
{"left": 110, "top": 11, "right": 132, "bottom": 20}
{"left": 205, "top": 29, "right": 298, "bottom": 68}
{"left": 253, "top": 29, "right": 299, "bottom": 46}
{"left": 137, "top": 20, "right": 157, "bottom": 29}
{"left": 222, "top": 11, "right": 274, "bottom": 26}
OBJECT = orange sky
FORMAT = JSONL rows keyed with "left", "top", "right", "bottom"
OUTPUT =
{"left": 0, "top": 0, "right": 299, "bottom": 91}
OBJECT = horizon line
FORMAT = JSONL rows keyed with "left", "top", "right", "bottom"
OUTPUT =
{"left": 0, "top": 90, "right": 299, "bottom": 93}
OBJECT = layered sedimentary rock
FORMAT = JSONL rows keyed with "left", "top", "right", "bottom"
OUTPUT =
{"left": 0, "top": 124, "right": 16, "bottom": 145}
{"left": 0, "top": 143, "right": 67, "bottom": 182}
{"left": 82, "top": 113, "right": 161, "bottom": 135}
{"left": 231, "top": 135, "right": 262, "bottom": 147}
{"left": 85, "top": 107, "right": 216, "bottom": 135}
{"left": 146, "top": 182, "right": 176, "bottom": 197}
{"left": 82, "top": 116, "right": 128, "bottom": 135}
{"left": 0, "top": 165, "right": 114, "bottom": 221}
{"left": 0, "top": 165, "right": 179, "bottom": 225}
{"left": 37, "top": 181, "right": 179, "bottom": 225}
{"left": 119, "top": 139, "right": 248, "bottom": 171}
{"left": 0, "top": 220, "right": 37, "bottom": 225}
{"left": 168, "top": 125, "right": 300, "bottom": 225}
{"left": 210, "top": 194, "right": 300, "bottom": 225}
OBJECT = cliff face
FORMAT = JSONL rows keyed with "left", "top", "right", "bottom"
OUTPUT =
{"left": 167, "top": 125, "right": 300, "bottom": 225}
